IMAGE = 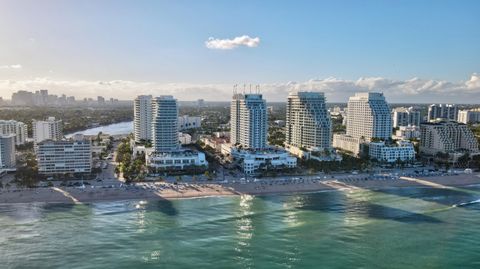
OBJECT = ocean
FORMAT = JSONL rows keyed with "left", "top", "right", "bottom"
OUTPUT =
{"left": 1, "top": 187, "right": 480, "bottom": 268}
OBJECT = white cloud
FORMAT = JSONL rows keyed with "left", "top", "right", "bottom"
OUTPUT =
{"left": 0, "top": 64, "right": 22, "bottom": 69}
{"left": 1, "top": 74, "right": 480, "bottom": 103}
{"left": 205, "top": 35, "right": 260, "bottom": 50}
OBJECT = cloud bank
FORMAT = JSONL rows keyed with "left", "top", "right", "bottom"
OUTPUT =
{"left": 205, "top": 35, "right": 260, "bottom": 50}
{"left": 0, "top": 64, "right": 22, "bottom": 69}
{"left": 1, "top": 74, "right": 480, "bottom": 103}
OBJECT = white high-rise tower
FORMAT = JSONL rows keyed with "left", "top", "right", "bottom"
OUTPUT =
{"left": 134, "top": 95, "right": 152, "bottom": 142}
{"left": 33, "top": 117, "right": 63, "bottom": 144}
{"left": 346, "top": 92, "right": 392, "bottom": 141}
{"left": 152, "top": 96, "right": 179, "bottom": 152}
{"left": 230, "top": 93, "right": 267, "bottom": 150}
{"left": 286, "top": 91, "right": 331, "bottom": 150}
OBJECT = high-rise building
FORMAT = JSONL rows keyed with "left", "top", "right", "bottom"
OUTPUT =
{"left": 97, "top": 96, "right": 105, "bottom": 105}
{"left": 457, "top": 109, "right": 480, "bottom": 124}
{"left": 0, "top": 120, "right": 28, "bottom": 145}
{"left": 33, "top": 117, "right": 63, "bottom": 144}
{"left": 420, "top": 121, "right": 479, "bottom": 155}
{"left": 286, "top": 91, "right": 331, "bottom": 150}
{"left": 133, "top": 95, "right": 153, "bottom": 142}
{"left": 230, "top": 93, "right": 267, "bottom": 150}
{"left": 0, "top": 135, "right": 16, "bottom": 169}
{"left": 346, "top": 92, "right": 392, "bottom": 140}
{"left": 392, "top": 107, "right": 421, "bottom": 128}
{"left": 36, "top": 139, "right": 92, "bottom": 175}
{"left": 428, "top": 104, "right": 458, "bottom": 122}
{"left": 12, "top": 90, "right": 34, "bottom": 106}
{"left": 152, "top": 96, "right": 179, "bottom": 152}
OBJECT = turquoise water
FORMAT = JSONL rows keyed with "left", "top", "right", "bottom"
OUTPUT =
{"left": 1, "top": 187, "right": 480, "bottom": 268}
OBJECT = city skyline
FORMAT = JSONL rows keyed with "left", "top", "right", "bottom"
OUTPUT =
{"left": 0, "top": 0, "right": 479, "bottom": 103}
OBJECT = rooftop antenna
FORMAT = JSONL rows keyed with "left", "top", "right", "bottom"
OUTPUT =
{"left": 233, "top": 84, "right": 237, "bottom": 95}
{"left": 249, "top": 84, "right": 252, "bottom": 94}
{"left": 243, "top": 84, "right": 246, "bottom": 94}
{"left": 256, "top": 84, "right": 260, "bottom": 94}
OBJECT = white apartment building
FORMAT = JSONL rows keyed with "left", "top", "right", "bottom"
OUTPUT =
{"left": 457, "top": 109, "right": 480, "bottom": 124}
{"left": 36, "top": 139, "right": 92, "bottom": 175}
{"left": 0, "top": 135, "right": 16, "bottom": 169}
{"left": 178, "top": 115, "right": 201, "bottom": 130}
{"left": 420, "top": 121, "right": 479, "bottom": 155}
{"left": 0, "top": 120, "right": 28, "bottom": 145}
{"left": 134, "top": 95, "right": 153, "bottom": 142}
{"left": 230, "top": 148, "right": 297, "bottom": 175}
{"left": 178, "top": 132, "right": 192, "bottom": 145}
{"left": 369, "top": 140, "right": 415, "bottom": 163}
{"left": 230, "top": 93, "right": 267, "bottom": 150}
{"left": 332, "top": 134, "right": 365, "bottom": 155}
{"left": 346, "top": 92, "right": 392, "bottom": 140}
{"left": 146, "top": 150, "right": 207, "bottom": 170}
{"left": 428, "top": 104, "right": 458, "bottom": 122}
{"left": 286, "top": 91, "right": 331, "bottom": 151}
{"left": 151, "top": 96, "right": 179, "bottom": 152}
{"left": 392, "top": 107, "right": 421, "bottom": 128}
{"left": 393, "top": 125, "right": 420, "bottom": 140}
{"left": 33, "top": 117, "right": 63, "bottom": 144}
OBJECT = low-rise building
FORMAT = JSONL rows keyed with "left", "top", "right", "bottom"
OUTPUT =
{"left": 332, "top": 134, "right": 366, "bottom": 156}
{"left": 420, "top": 121, "right": 479, "bottom": 155}
{"left": 230, "top": 147, "right": 297, "bottom": 175}
{"left": 37, "top": 139, "right": 92, "bottom": 175}
{"left": 0, "top": 135, "right": 16, "bottom": 169}
{"left": 369, "top": 140, "right": 416, "bottom": 163}
{"left": 179, "top": 132, "right": 192, "bottom": 145}
{"left": 146, "top": 150, "right": 207, "bottom": 170}
{"left": 0, "top": 120, "right": 28, "bottom": 145}
{"left": 178, "top": 115, "right": 201, "bottom": 130}
{"left": 393, "top": 125, "right": 420, "bottom": 140}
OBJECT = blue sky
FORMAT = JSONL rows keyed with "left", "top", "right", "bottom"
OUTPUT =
{"left": 0, "top": 0, "right": 479, "bottom": 102}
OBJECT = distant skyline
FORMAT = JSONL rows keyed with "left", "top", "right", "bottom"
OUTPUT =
{"left": 0, "top": 0, "right": 479, "bottom": 103}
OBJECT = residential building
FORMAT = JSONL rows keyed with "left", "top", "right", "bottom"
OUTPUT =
{"left": 0, "top": 135, "right": 16, "bottom": 169}
{"left": 230, "top": 93, "right": 267, "bottom": 150}
{"left": 393, "top": 125, "right": 420, "bottom": 140}
{"left": 146, "top": 150, "right": 207, "bottom": 170}
{"left": 286, "top": 91, "right": 331, "bottom": 151}
{"left": 0, "top": 120, "right": 28, "bottom": 145}
{"left": 420, "top": 121, "right": 479, "bottom": 155}
{"left": 33, "top": 117, "right": 63, "bottom": 144}
{"left": 392, "top": 107, "right": 421, "bottom": 128}
{"left": 179, "top": 132, "right": 192, "bottom": 145}
{"left": 457, "top": 109, "right": 480, "bottom": 124}
{"left": 428, "top": 104, "right": 458, "bottom": 122}
{"left": 151, "top": 96, "right": 179, "bottom": 152}
{"left": 178, "top": 115, "right": 201, "bottom": 130}
{"left": 369, "top": 140, "right": 415, "bottom": 163}
{"left": 230, "top": 148, "right": 297, "bottom": 175}
{"left": 133, "top": 95, "right": 153, "bottom": 142}
{"left": 36, "top": 139, "right": 92, "bottom": 175}
{"left": 333, "top": 92, "right": 392, "bottom": 155}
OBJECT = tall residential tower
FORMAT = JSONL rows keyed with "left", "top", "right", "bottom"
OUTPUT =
{"left": 134, "top": 95, "right": 153, "bottom": 142}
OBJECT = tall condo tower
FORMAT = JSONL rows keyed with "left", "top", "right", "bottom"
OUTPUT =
{"left": 32, "top": 117, "right": 63, "bottom": 144}
{"left": 134, "top": 95, "right": 153, "bottom": 142}
{"left": 346, "top": 92, "right": 392, "bottom": 141}
{"left": 230, "top": 93, "right": 268, "bottom": 150}
{"left": 286, "top": 91, "right": 332, "bottom": 150}
{"left": 152, "top": 96, "right": 179, "bottom": 152}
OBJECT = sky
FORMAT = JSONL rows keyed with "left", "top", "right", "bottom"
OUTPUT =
{"left": 0, "top": 0, "right": 479, "bottom": 103}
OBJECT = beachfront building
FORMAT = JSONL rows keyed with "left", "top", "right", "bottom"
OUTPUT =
{"left": 393, "top": 125, "right": 421, "bottom": 140}
{"left": 285, "top": 91, "right": 332, "bottom": 159}
{"left": 231, "top": 93, "right": 268, "bottom": 150}
{"left": 146, "top": 96, "right": 207, "bottom": 171}
{"left": 0, "top": 135, "right": 16, "bottom": 169}
{"left": 392, "top": 107, "right": 421, "bottom": 128}
{"left": 0, "top": 120, "right": 28, "bottom": 145}
{"left": 369, "top": 140, "right": 415, "bottom": 163}
{"left": 333, "top": 92, "right": 392, "bottom": 155}
{"left": 178, "top": 115, "right": 201, "bottom": 131}
{"left": 457, "top": 109, "right": 480, "bottom": 124}
{"left": 33, "top": 117, "right": 63, "bottom": 144}
{"left": 229, "top": 91, "right": 297, "bottom": 174}
{"left": 134, "top": 95, "right": 153, "bottom": 143}
{"left": 428, "top": 104, "right": 458, "bottom": 122}
{"left": 419, "top": 120, "right": 479, "bottom": 156}
{"left": 36, "top": 139, "right": 92, "bottom": 175}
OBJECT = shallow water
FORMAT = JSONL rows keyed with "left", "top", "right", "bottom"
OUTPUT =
{"left": 1, "top": 187, "right": 480, "bottom": 268}
{"left": 66, "top": 121, "right": 133, "bottom": 137}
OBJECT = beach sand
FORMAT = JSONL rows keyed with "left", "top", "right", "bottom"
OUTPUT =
{"left": 1, "top": 173, "right": 479, "bottom": 204}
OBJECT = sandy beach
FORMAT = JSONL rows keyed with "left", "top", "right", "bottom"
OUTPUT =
{"left": 1, "top": 173, "right": 479, "bottom": 204}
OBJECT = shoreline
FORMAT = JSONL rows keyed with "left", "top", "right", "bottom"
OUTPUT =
{"left": 1, "top": 173, "right": 479, "bottom": 205}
